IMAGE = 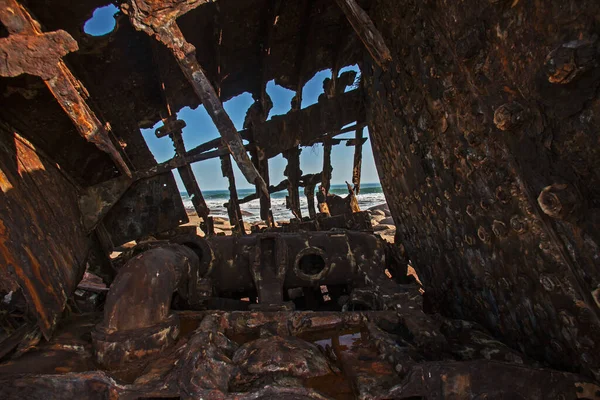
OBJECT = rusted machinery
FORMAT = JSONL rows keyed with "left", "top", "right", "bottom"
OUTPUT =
{"left": 1, "top": 230, "right": 599, "bottom": 398}
{"left": 1, "top": 0, "right": 600, "bottom": 398}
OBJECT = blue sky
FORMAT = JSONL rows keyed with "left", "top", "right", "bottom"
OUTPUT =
{"left": 85, "top": 5, "right": 380, "bottom": 191}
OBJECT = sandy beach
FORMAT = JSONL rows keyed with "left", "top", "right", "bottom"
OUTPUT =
{"left": 183, "top": 203, "right": 396, "bottom": 243}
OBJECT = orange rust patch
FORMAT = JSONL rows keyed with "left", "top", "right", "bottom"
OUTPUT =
{"left": 23, "top": 245, "right": 45, "bottom": 288}
{"left": 442, "top": 373, "right": 471, "bottom": 399}
{"left": 0, "top": 168, "right": 13, "bottom": 193}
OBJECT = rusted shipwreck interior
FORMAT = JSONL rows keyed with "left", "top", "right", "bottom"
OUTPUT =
{"left": 1, "top": 0, "right": 600, "bottom": 398}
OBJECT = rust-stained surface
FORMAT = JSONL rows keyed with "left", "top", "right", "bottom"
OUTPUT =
{"left": 365, "top": 0, "right": 600, "bottom": 379}
{"left": 0, "top": 126, "right": 90, "bottom": 339}
{"left": 0, "top": 0, "right": 131, "bottom": 177}
{"left": 1, "top": 0, "right": 600, "bottom": 397}
{"left": 102, "top": 173, "right": 189, "bottom": 246}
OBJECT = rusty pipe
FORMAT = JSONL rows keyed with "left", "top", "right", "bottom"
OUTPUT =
{"left": 92, "top": 244, "right": 199, "bottom": 369}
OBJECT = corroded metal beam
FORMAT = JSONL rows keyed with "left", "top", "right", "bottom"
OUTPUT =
{"left": 334, "top": 0, "right": 392, "bottom": 70}
{"left": 220, "top": 150, "right": 246, "bottom": 235}
{"left": 161, "top": 117, "right": 211, "bottom": 221}
{"left": 123, "top": 0, "right": 268, "bottom": 196}
{"left": 352, "top": 126, "right": 364, "bottom": 194}
{"left": 302, "top": 173, "right": 321, "bottom": 219}
{"left": 0, "top": 0, "right": 131, "bottom": 177}
{"left": 322, "top": 139, "right": 333, "bottom": 194}
{"left": 255, "top": 89, "right": 365, "bottom": 158}
{"left": 283, "top": 147, "right": 302, "bottom": 219}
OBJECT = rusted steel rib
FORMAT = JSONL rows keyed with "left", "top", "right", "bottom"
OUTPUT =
{"left": 303, "top": 173, "right": 321, "bottom": 219}
{"left": 322, "top": 139, "right": 333, "bottom": 194}
{"left": 230, "top": 178, "right": 289, "bottom": 206}
{"left": 283, "top": 147, "right": 303, "bottom": 219}
{"left": 334, "top": 0, "right": 392, "bottom": 70}
{"left": 161, "top": 117, "right": 211, "bottom": 221}
{"left": 123, "top": 0, "right": 268, "bottom": 196}
{"left": 0, "top": 0, "right": 132, "bottom": 177}
{"left": 220, "top": 149, "right": 246, "bottom": 234}
{"left": 352, "top": 126, "right": 364, "bottom": 194}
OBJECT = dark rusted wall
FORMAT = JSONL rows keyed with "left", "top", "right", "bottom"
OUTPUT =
{"left": 365, "top": 0, "right": 600, "bottom": 378}
{"left": 0, "top": 125, "right": 91, "bottom": 339}
{"left": 103, "top": 173, "right": 189, "bottom": 247}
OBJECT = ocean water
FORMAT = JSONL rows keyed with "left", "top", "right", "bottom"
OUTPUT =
{"left": 181, "top": 183, "right": 386, "bottom": 222}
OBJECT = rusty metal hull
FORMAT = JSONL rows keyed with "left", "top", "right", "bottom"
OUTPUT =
{"left": 365, "top": 0, "right": 600, "bottom": 379}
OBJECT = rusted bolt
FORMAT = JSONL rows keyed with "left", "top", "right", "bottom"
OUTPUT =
{"left": 545, "top": 37, "right": 598, "bottom": 84}
{"left": 495, "top": 186, "right": 510, "bottom": 204}
{"left": 492, "top": 220, "right": 508, "bottom": 238}
{"left": 539, "top": 275, "right": 555, "bottom": 291}
{"left": 465, "top": 235, "right": 475, "bottom": 246}
{"left": 428, "top": 203, "right": 436, "bottom": 214}
{"left": 494, "top": 102, "right": 526, "bottom": 131}
{"left": 480, "top": 199, "right": 493, "bottom": 211}
{"left": 510, "top": 183, "right": 521, "bottom": 198}
{"left": 466, "top": 204, "right": 476, "bottom": 217}
{"left": 537, "top": 183, "right": 580, "bottom": 221}
{"left": 464, "top": 131, "right": 481, "bottom": 146}
{"left": 510, "top": 215, "right": 528, "bottom": 234}
{"left": 477, "top": 226, "right": 491, "bottom": 243}
{"left": 592, "top": 288, "right": 600, "bottom": 309}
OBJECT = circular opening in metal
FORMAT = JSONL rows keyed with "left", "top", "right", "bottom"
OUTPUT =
{"left": 298, "top": 254, "right": 326, "bottom": 276}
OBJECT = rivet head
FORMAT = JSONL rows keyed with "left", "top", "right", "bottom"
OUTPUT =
{"left": 493, "top": 102, "right": 526, "bottom": 131}
{"left": 465, "top": 235, "right": 475, "bottom": 246}
{"left": 545, "top": 37, "right": 598, "bottom": 84}
{"left": 480, "top": 199, "right": 493, "bottom": 211}
{"left": 510, "top": 215, "right": 528, "bottom": 234}
{"left": 539, "top": 275, "right": 555, "bottom": 291}
{"left": 537, "top": 183, "right": 580, "bottom": 221}
{"left": 466, "top": 204, "right": 476, "bottom": 217}
{"left": 477, "top": 226, "right": 491, "bottom": 243}
{"left": 492, "top": 220, "right": 508, "bottom": 238}
{"left": 495, "top": 186, "right": 510, "bottom": 204}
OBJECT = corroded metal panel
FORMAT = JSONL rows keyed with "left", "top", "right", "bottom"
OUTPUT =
{"left": 0, "top": 127, "right": 90, "bottom": 338}
{"left": 365, "top": 0, "right": 600, "bottom": 378}
{"left": 102, "top": 173, "right": 188, "bottom": 246}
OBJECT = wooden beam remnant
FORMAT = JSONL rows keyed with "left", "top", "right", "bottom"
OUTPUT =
{"left": 333, "top": 0, "right": 392, "bottom": 70}
{"left": 123, "top": 0, "right": 268, "bottom": 196}
{"left": 220, "top": 150, "right": 245, "bottom": 235}
{"left": 0, "top": 0, "right": 132, "bottom": 177}
{"left": 283, "top": 147, "right": 303, "bottom": 219}
{"left": 352, "top": 126, "right": 364, "bottom": 194}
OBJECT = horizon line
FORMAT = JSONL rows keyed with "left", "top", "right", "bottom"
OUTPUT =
{"left": 179, "top": 182, "right": 382, "bottom": 193}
